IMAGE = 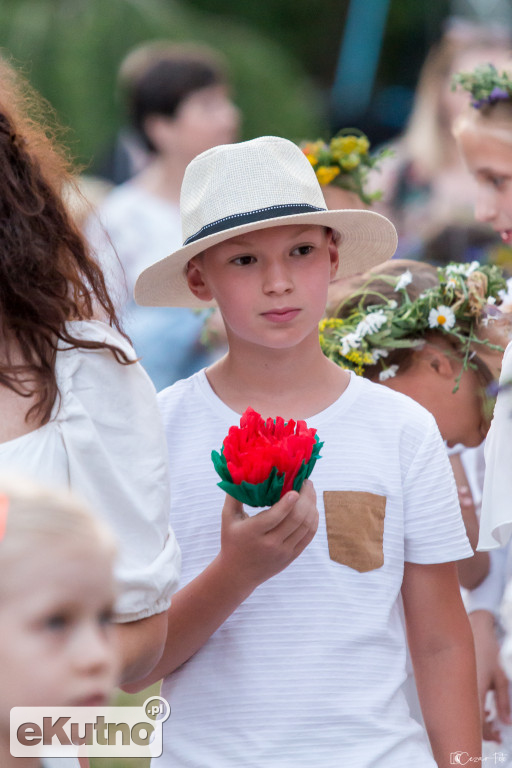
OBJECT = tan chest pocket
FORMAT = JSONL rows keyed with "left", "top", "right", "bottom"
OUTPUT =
{"left": 323, "top": 491, "right": 386, "bottom": 573}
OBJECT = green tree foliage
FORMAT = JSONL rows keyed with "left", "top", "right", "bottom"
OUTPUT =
{"left": 0, "top": 0, "right": 326, "bottom": 168}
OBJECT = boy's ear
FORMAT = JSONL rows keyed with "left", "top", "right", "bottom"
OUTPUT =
{"left": 327, "top": 230, "right": 339, "bottom": 279}
{"left": 186, "top": 257, "right": 214, "bottom": 302}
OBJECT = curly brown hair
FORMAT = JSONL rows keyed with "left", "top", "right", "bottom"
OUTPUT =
{"left": 0, "top": 56, "right": 131, "bottom": 426}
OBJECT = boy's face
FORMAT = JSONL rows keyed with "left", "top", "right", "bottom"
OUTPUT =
{"left": 187, "top": 224, "right": 339, "bottom": 351}
{"left": 0, "top": 541, "right": 119, "bottom": 734}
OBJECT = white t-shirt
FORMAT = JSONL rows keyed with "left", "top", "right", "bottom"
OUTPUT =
{"left": 0, "top": 319, "right": 181, "bottom": 621}
{"left": 478, "top": 341, "right": 512, "bottom": 549}
{"left": 157, "top": 370, "right": 472, "bottom": 768}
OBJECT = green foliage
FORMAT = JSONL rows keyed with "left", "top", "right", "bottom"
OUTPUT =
{"left": 0, "top": 0, "right": 325, "bottom": 168}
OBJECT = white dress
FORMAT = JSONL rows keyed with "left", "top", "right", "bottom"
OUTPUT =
{"left": 0, "top": 319, "right": 181, "bottom": 621}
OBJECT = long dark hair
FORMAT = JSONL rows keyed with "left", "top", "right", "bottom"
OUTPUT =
{"left": 0, "top": 56, "right": 131, "bottom": 426}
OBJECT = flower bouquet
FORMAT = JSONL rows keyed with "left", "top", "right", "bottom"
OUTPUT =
{"left": 211, "top": 407, "right": 323, "bottom": 507}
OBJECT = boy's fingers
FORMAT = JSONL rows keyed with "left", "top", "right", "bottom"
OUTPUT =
{"left": 222, "top": 493, "right": 248, "bottom": 522}
{"left": 250, "top": 490, "right": 301, "bottom": 533}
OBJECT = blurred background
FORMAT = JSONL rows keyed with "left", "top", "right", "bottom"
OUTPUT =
{"left": 2, "top": 1, "right": 511, "bottom": 766}
{"left": 2, "top": 0, "right": 511, "bottom": 171}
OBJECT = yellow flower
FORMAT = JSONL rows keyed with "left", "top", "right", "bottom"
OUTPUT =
{"left": 316, "top": 165, "right": 340, "bottom": 186}
{"left": 356, "top": 136, "right": 370, "bottom": 154}
{"left": 331, "top": 136, "right": 359, "bottom": 155}
{"left": 305, "top": 153, "right": 318, "bottom": 166}
{"left": 339, "top": 153, "right": 360, "bottom": 171}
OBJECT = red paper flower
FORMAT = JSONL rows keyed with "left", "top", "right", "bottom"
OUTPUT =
{"left": 212, "top": 407, "right": 323, "bottom": 506}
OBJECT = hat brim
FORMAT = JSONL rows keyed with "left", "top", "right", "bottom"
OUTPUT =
{"left": 134, "top": 208, "right": 398, "bottom": 308}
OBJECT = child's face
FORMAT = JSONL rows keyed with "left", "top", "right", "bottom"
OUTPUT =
{"left": 188, "top": 224, "right": 339, "bottom": 352}
{"left": 457, "top": 120, "right": 512, "bottom": 244}
{"left": 0, "top": 541, "right": 118, "bottom": 733}
{"left": 152, "top": 84, "right": 239, "bottom": 162}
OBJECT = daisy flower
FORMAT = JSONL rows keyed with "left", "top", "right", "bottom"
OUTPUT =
{"left": 428, "top": 305, "right": 456, "bottom": 330}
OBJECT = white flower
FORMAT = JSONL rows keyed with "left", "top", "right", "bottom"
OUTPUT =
{"left": 428, "top": 305, "right": 456, "bottom": 330}
{"left": 388, "top": 300, "right": 398, "bottom": 309}
{"left": 487, "top": 296, "right": 497, "bottom": 305}
{"left": 395, "top": 270, "right": 412, "bottom": 292}
{"left": 446, "top": 261, "right": 480, "bottom": 277}
{"left": 357, "top": 309, "right": 388, "bottom": 337}
{"left": 372, "top": 348, "right": 389, "bottom": 362}
{"left": 379, "top": 364, "right": 399, "bottom": 381}
{"left": 340, "top": 333, "right": 361, "bottom": 356}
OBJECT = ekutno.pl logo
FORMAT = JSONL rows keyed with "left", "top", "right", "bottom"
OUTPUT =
{"left": 10, "top": 696, "right": 170, "bottom": 759}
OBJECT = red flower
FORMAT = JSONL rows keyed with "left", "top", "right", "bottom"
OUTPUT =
{"left": 222, "top": 408, "right": 318, "bottom": 496}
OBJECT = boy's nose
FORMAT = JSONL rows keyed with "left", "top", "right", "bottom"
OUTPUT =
{"left": 262, "top": 260, "right": 293, "bottom": 295}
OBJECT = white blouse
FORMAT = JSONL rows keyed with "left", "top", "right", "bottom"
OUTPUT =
{"left": 478, "top": 341, "right": 512, "bottom": 550}
{"left": 0, "top": 320, "right": 181, "bottom": 621}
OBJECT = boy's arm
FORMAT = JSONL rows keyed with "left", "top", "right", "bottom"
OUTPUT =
{"left": 123, "top": 480, "right": 318, "bottom": 692}
{"left": 402, "top": 560, "right": 481, "bottom": 767}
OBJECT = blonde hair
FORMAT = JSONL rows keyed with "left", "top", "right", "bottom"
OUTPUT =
{"left": 404, "top": 23, "right": 512, "bottom": 178}
{"left": 0, "top": 476, "right": 116, "bottom": 588}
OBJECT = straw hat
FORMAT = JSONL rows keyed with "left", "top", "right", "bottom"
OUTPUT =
{"left": 134, "top": 136, "right": 397, "bottom": 308}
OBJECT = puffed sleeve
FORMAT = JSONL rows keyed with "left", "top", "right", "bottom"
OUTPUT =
{"left": 478, "top": 342, "right": 512, "bottom": 550}
{"left": 54, "top": 320, "right": 181, "bottom": 622}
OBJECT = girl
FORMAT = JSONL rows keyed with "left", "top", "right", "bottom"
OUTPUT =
{"left": 0, "top": 477, "right": 119, "bottom": 768}
{"left": 0, "top": 54, "right": 181, "bottom": 684}
{"left": 451, "top": 61, "right": 512, "bottom": 749}
{"left": 323, "top": 257, "right": 510, "bottom": 587}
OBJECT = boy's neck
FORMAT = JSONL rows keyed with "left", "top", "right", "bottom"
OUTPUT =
{"left": 206, "top": 334, "right": 350, "bottom": 420}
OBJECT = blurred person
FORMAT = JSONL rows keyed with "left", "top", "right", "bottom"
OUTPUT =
{"left": 451, "top": 60, "right": 512, "bottom": 753}
{"left": 0, "top": 477, "right": 119, "bottom": 768}
{"left": 373, "top": 18, "right": 512, "bottom": 256}
{"left": 86, "top": 41, "right": 240, "bottom": 390}
{"left": 0, "top": 54, "right": 181, "bottom": 686}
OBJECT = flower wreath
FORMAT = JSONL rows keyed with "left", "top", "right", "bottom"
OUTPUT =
{"left": 319, "top": 262, "right": 507, "bottom": 390}
{"left": 452, "top": 62, "right": 512, "bottom": 109}
{"left": 301, "top": 129, "right": 391, "bottom": 205}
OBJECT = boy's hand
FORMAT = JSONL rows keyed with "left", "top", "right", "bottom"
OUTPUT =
{"left": 219, "top": 479, "right": 318, "bottom": 590}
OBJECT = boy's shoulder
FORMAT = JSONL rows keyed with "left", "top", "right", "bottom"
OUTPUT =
{"left": 158, "top": 369, "right": 206, "bottom": 422}
{"left": 347, "top": 374, "right": 437, "bottom": 431}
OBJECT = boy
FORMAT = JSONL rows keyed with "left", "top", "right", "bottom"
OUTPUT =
{"left": 133, "top": 136, "right": 481, "bottom": 767}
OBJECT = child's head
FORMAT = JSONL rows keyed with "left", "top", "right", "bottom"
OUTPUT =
{"left": 453, "top": 63, "right": 512, "bottom": 238}
{"left": 322, "top": 259, "right": 511, "bottom": 447}
{"left": 134, "top": 135, "right": 398, "bottom": 327}
{"left": 300, "top": 130, "right": 390, "bottom": 211}
{"left": 119, "top": 41, "right": 239, "bottom": 160}
{"left": 0, "top": 477, "right": 119, "bottom": 733}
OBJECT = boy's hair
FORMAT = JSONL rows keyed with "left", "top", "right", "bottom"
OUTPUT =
{"left": 119, "top": 41, "right": 230, "bottom": 153}
{"left": 0, "top": 475, "right": 116, "bottom": 594}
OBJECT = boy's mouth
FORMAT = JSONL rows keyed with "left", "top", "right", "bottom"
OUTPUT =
{"left": 261, "top": 308, "right": 301, "bottom": 323}
{"left": 500, "top": 229, "right": 512, "bottom": 244}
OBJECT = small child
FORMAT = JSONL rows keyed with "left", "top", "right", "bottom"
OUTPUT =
{"left": 134, "top": 136, "right": 481, "bottom": 767}
{"left": 0, "top": 477, "right": 119, "bottom": 768}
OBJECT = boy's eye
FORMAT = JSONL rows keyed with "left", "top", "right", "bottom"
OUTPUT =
{"left": 291, "top": 244, "right": 314, "bottom": 256}
{"left": 231, "top": 255, "right": 256, "bottom": 266}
